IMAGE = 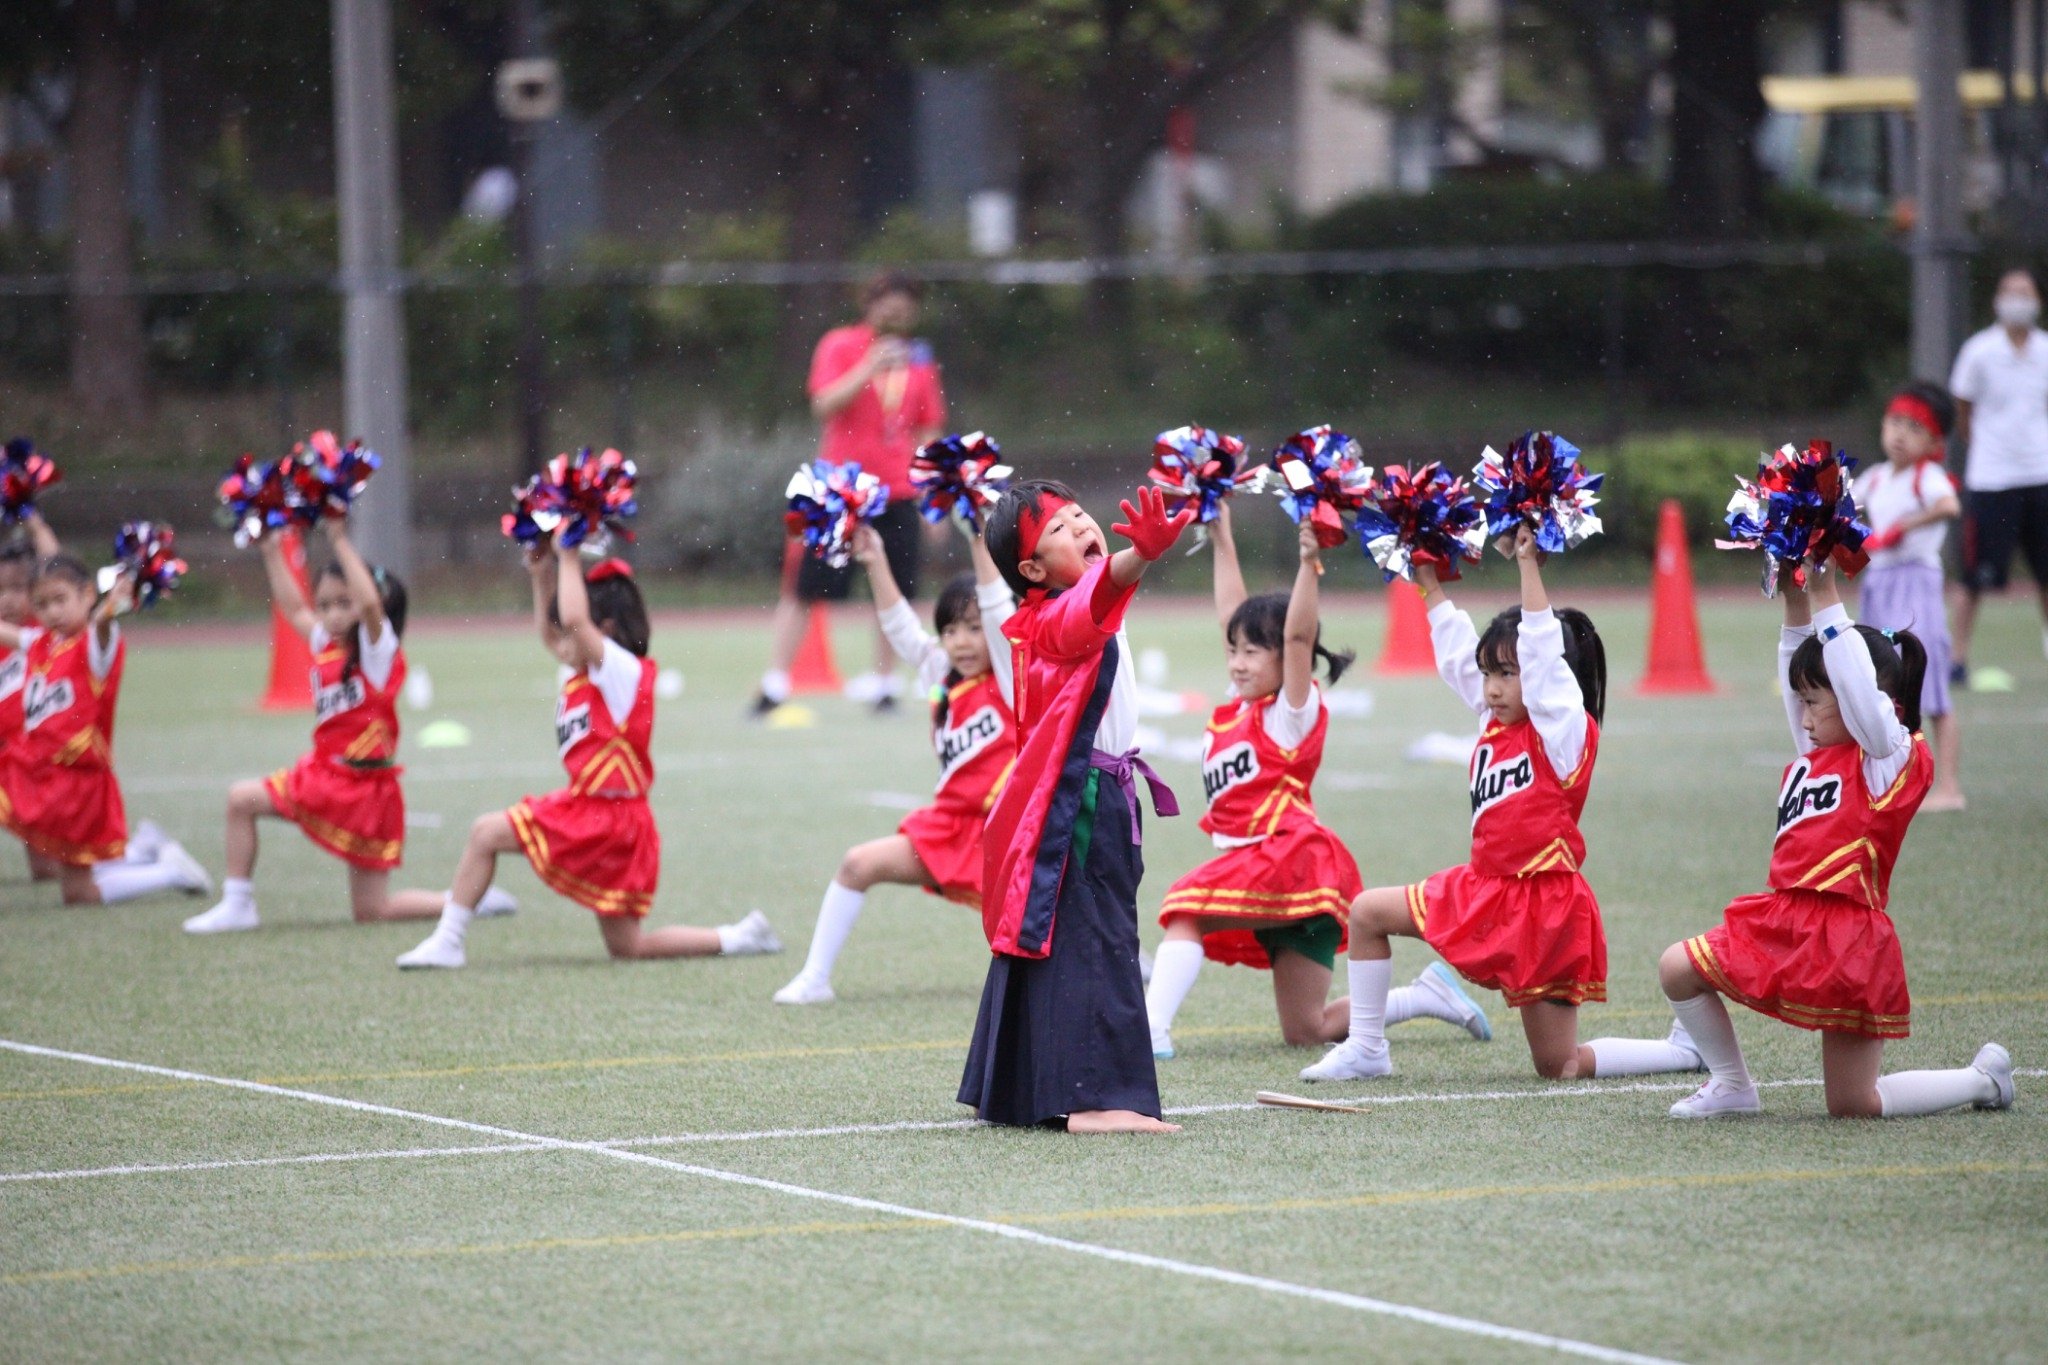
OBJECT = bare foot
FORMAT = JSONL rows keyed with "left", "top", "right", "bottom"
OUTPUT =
{"left": 1922, "top": 791, "right": 1967, "bottom": 813}
{"left": 1065, "top": 1109, "right": 1181, "bottom": 1134}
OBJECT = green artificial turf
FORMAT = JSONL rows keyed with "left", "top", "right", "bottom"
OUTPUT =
{"left": 3, "top": 585, "right": 2044, "bottom": 1362}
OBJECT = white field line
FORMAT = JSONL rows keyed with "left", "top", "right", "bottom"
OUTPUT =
{"left": 0, "top": 1038, "right": 1670, "bottom": 1365}
{"left": 0, "top": 1142, "right": 548, "bottom": 1184}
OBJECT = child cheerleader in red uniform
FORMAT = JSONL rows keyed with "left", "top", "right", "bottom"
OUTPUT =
{"left": 1651, "top": 556, "right": 2014, "bottom": 1118}
{"left": 774, "top": 523, "right": 1015, "bottom": 1004}
{"left": 0, "top": 555, "right": 209, "bottom": 904}
{"left": 184, "top": 518, "right": 488, "bottom": 932}
{"left": 1144, "top": 507, "right": 1491, "bottom": 1058}
{"left": 397, "top": 537, "right": 780, "bottom": 969}
{"left": 1304, "top": 526, "right": 1702, "bottom": 1084}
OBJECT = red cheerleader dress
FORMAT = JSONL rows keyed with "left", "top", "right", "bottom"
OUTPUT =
{"left": 508, "top": 640, "right": 660, "bottom": 918}
{"left": 898, "top": 669, "right": 1015, "bottom": 907}
{"left": 1406, "top": 604, "right": 1605, "bottom": 1008}
{"left": 264, "top": 622, "right": 407, "bottom": 870}
{"left": 1685, "top": 610, "right": 1932, "bottom": 1039}
{"left": 1159, "top": 690, "right": 1361, "bottom": 968}
{"left": 0, "top": 626, "right": 127, "bottom": 865}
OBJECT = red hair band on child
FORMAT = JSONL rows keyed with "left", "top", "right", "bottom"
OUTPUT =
{"left": 1017, "top": 495, "right": 1072, "bottom": 563}
{"left": 1885, "top": 394, "right": 1946, "bottom": 458}
{"left": 585, "top": 557, "right": 633, "bottom": 583}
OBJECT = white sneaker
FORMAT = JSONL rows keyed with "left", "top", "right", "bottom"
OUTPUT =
{"left": 772, "top": 974, "right": 835, "bottom": 1005}
{"left": 1668, "top": 1078, "right": 1762, "bottom": 1119}
{"left": 1414, "top": 962, "right": 1493, "bottom": 1041}
{"left": 1666, "top": 1019, "right": 1708, "bottom": 1072}
{"left": 1152, "top": 1029, "right": 1175, "bottom": 1061}
{"left": 1972, "top": 1042, "right": 2015, "bottom": 1110}
{"left": 720, "top": 910, "right": 782, "bottom": 957}
{"left": 155, "top": 840, "right": 214, "bottom": 897}
{"left": 127, "top": 819, "right": 168, "bottom": 862}
{"left": 842, "top": 672, "right": 885, "bottom": 703}
{"left": 183, "top": 898, "right": 258, "bottom": 934}
{"left": 475, "top": 886, "right": 518, "bottom": 919}
{"left": 1299, "top": 1036, "right": 1392, "bottom": 1083}
{"left": 396, "top": 930, "right": 466, "bottom": 970}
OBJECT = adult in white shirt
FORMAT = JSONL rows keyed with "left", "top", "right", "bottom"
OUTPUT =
{"left": 1947, "top": 268, "right": 2048, "bottom": 674}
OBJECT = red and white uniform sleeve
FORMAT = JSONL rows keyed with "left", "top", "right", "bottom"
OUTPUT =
{"left": 976, "top": 580, "right": 1017, "bottom": 709}
{"left": 88, "top": 623, "right": 120, "bottom": 680}
{"left": 357, "top": 619, "right": 400, "bottom": 691}
{"left": 879, "top": 599, "right": 949, "bottom": 692}
{"left": 1517, "top": 607, "right": 1588, "bottom": 777}
{"left": 1812, "top": 602, "right": 1913, "bottom": 794}
{"left": 1262, "top": 682, "right": 1320, "bottom": 749}
{"left": 1428, "top": 601, "right": 1487, "bottom": 719}
{"left": 587, "top": 637, "right": 643, "bottom": 727}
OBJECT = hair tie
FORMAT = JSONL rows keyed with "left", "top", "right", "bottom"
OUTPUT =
{"left": 370, "top": 565, "right": 387, "bottom": 586}
{"left": 1879, "top": 627, "right": 1897, "bottom": 643}
{"left": 586, "top": 557, "right": 633, "bottom": 584}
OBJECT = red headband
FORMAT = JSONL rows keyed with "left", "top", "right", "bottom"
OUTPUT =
{"left": 585, "top": 557, "right": 633, "bottom": 584}
{"left": 1886, "top": 394, "right": 1946, "bottom": 458}
{"left": 1016, "top": 495, "right": 1073, "bottom": 563}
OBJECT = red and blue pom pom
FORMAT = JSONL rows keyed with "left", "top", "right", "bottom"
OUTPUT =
{"left": 502, "top": 447, "right": 640, "bottom": 552}
{"left": 785, "top": 460, "right": 889, "bottom": 569}
{"left": 217, "top": 454, "right": 298, "bottom": 548}
{"left": 104, "top": 521, "right": 187, "bottom": 608}
{"left": 1261, "top": 425, "right": 1372, "bottom": 548}
{"left": 1357, "top": 462, "right": 1488, "bottom": 583}
{"left": 1149, "top": 424, "right": 1255, "bottom": 546}
{"left": 2, "top": 438, "right": 60, "bottom": 526}
{"left": 1472, "top": 431, "right": 1603, "bottom": 554}
{"left": 287, "top": 430, "right": 381, "bottom": 523}
{"left": 910, "top": 432, "right": 1011, "bottom": 532}
{"left": 1715, "top": 440, "right": 1871, "bottom": 596}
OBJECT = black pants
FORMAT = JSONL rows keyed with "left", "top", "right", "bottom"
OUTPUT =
{"left": 957, "top": 775, "right": 1162, "bottom": 1127}
{"left": 795, "top": 500, "right": 923, "bottom": 602}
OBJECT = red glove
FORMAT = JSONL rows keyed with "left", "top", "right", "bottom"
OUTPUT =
{"left": 1862, "top": 524, "right": 1904, "bottom": 553}
{"left": 1113, "top": 486, "right": 1196, "bottom": 561}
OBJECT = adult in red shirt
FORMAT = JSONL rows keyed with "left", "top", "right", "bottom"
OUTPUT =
{"left": 755, "top": 271, "right": 947, "bottom": 714}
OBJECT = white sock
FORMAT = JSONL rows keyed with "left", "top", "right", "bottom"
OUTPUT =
{"left": 760, "top": 669, "right": 791, "bottom": 703}
{"left": 1875, "top": 1067, "right": 1996, "bottom": 1117}
{"left": 223, "top": 877, "right": 255, "bottom": 911}
{"left": 1586, "top": 1037, "right": 1701, "bottom": 1077}
{"left": 715, "top": 921, "right": 745, "bottom": 955}
{"left": 436, "top": 897, "right": 477, "bottom": 943}
{"left": 1384, "top": 986, "right": 1419, "bottom": 1025}
{"left": 797, "top": 881, "right": 865, "bottom": 983}
{"left": 91, "top": 860, "right": 192, "bottom": 904}
{"left": 1144, "top": 939, "right": 1206, "bottom": 1035}
{"left": 1668, "top": 994, "right": 1750, "bottom": 1089}
{"left": 1345, "top": 959, "right": 1392, "bottom": 1054}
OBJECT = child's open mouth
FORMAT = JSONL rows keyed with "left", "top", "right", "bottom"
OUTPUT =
{"left": 1080, "top": 534, "right": 1106, "bottom": 564}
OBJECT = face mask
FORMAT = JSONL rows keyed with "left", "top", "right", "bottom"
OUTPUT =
{"left": 1995, "top": 294, "right": 2040, "bottom": 328}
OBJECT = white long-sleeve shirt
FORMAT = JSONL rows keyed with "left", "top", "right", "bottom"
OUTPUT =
{"left": 881, "top": 585, "right": 1018, "bottom": 697}
{"left": 1429, "top": 601, "right": 1588, "bottom": 777}
{"left": 1779, "top": 603, "right": 1912, "bottom": 794}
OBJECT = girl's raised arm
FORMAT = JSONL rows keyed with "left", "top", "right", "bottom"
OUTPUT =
{"left": 1512, "top": 527, "right": 1587, "bottom": 776}
{"left": 324, "top": 521, "right": 385, "bottom": 639}
{"left": 1210, "top": 502, "right": 1248, "bottom": 635}
{"left": 1806, "top": 562, "right": 1910, "bottom": 765}
{"left": 1416, "top": 561, "right": 1486, "bottom": 718}
{"left": 22, "top": 509, "right": 59, "bottom": 562}
{"left": 527, "top": 544, "right": 569, "bottom": 659}
{"left": 970, "top": 532, "right": 1017, "bottom": 707}
{"left": 1281, "top": 518, "right": 1321, "bottom": 710}
{"left": 551, "top": 540, "right": 608, "bottom": 672}
{"left": 1778, "top": 570, "right": 1815, "bottom": 755}
{"left": 259, "top": 535, "right": 316, "bottom": 642}
{"left": 858, "top": 525, "right": 939, "bottom": 676}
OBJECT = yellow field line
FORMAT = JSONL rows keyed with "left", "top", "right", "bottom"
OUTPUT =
{"left": 4, "top": 988, "right": 2042, "bottom": 1103}
{"left": 995, "top": 1159, "right": 2048, "bottom": 1228}
{"left": 10, "top": 1159, "right": 2038, "bottom": 1288}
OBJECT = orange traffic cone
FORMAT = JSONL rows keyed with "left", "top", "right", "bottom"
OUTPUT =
{"left": 1376, "top": 580, "right": 1435, "bottom": 675}
{"left": 1637, "top": 499, "right": 1715, "bottom": 694}
{"left": 259, "top": 526, "right": 315, "bottom": 711}
{"left": 788, "top": 605, "right": 843, "bottom": 694}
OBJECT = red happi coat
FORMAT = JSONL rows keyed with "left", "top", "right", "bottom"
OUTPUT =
{"left": 980, "top": 558, "right": 1135, "bottom": 959}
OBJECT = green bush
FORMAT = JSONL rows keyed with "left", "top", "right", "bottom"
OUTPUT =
{"left": 1587, "top": 430, "right": 1761, "bottom": 553}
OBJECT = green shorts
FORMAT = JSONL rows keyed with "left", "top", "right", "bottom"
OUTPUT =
{"left": 1252, "top": 914, "right": 1344, "bottom": 970}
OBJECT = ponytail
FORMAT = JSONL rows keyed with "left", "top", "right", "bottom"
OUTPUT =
{"left": 1786, "top": 624, "right": 1926, "bottom": 732}
{"left": 1475, "top": 605, "right": 1607, "bottom": 724}
{"left": 1224, "top": 591, "right": 1355, "bottom": 685}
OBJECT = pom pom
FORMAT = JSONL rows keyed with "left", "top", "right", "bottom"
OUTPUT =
{"left": 502, "top": 447, "right": 640, "bottom": 553}
{"left": 910, "top": 432, "right": 1011, "bottom": 532}
{"left": 1148, "top": 424, "right": 1255, "bottom": 548}
{"left": 1472, "top": 431, "right": 1604, "bottom": 554}
{"left": 1259, "top": 425, "right": 1372, "bottom": 548}
{"left": 102, "top": 520, "right": 187, "bottom": 609}
{"left": 216, "top": 453, "right": 299, "bottom": 548}
{"left": 1, "top": 438, "right": 61, "bottom": 525}
{"left": 784, "top": 460, "right": 889, "bottom": 569}
{"left": 1357, "top": 462, "right": 1488, "bottom": 583}
{"left": 287, "top": 430, "right": 380, "bottom": 523}
{"left": 1714, "top": 440, "right": 1871, "bottom": 597}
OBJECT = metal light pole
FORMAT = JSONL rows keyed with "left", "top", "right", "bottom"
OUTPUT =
{"left": 331, "top": 0, "right": 413, "bottom": 578}
{"left": 1911, "top": 0, "right": 1970, "bottom": 386}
